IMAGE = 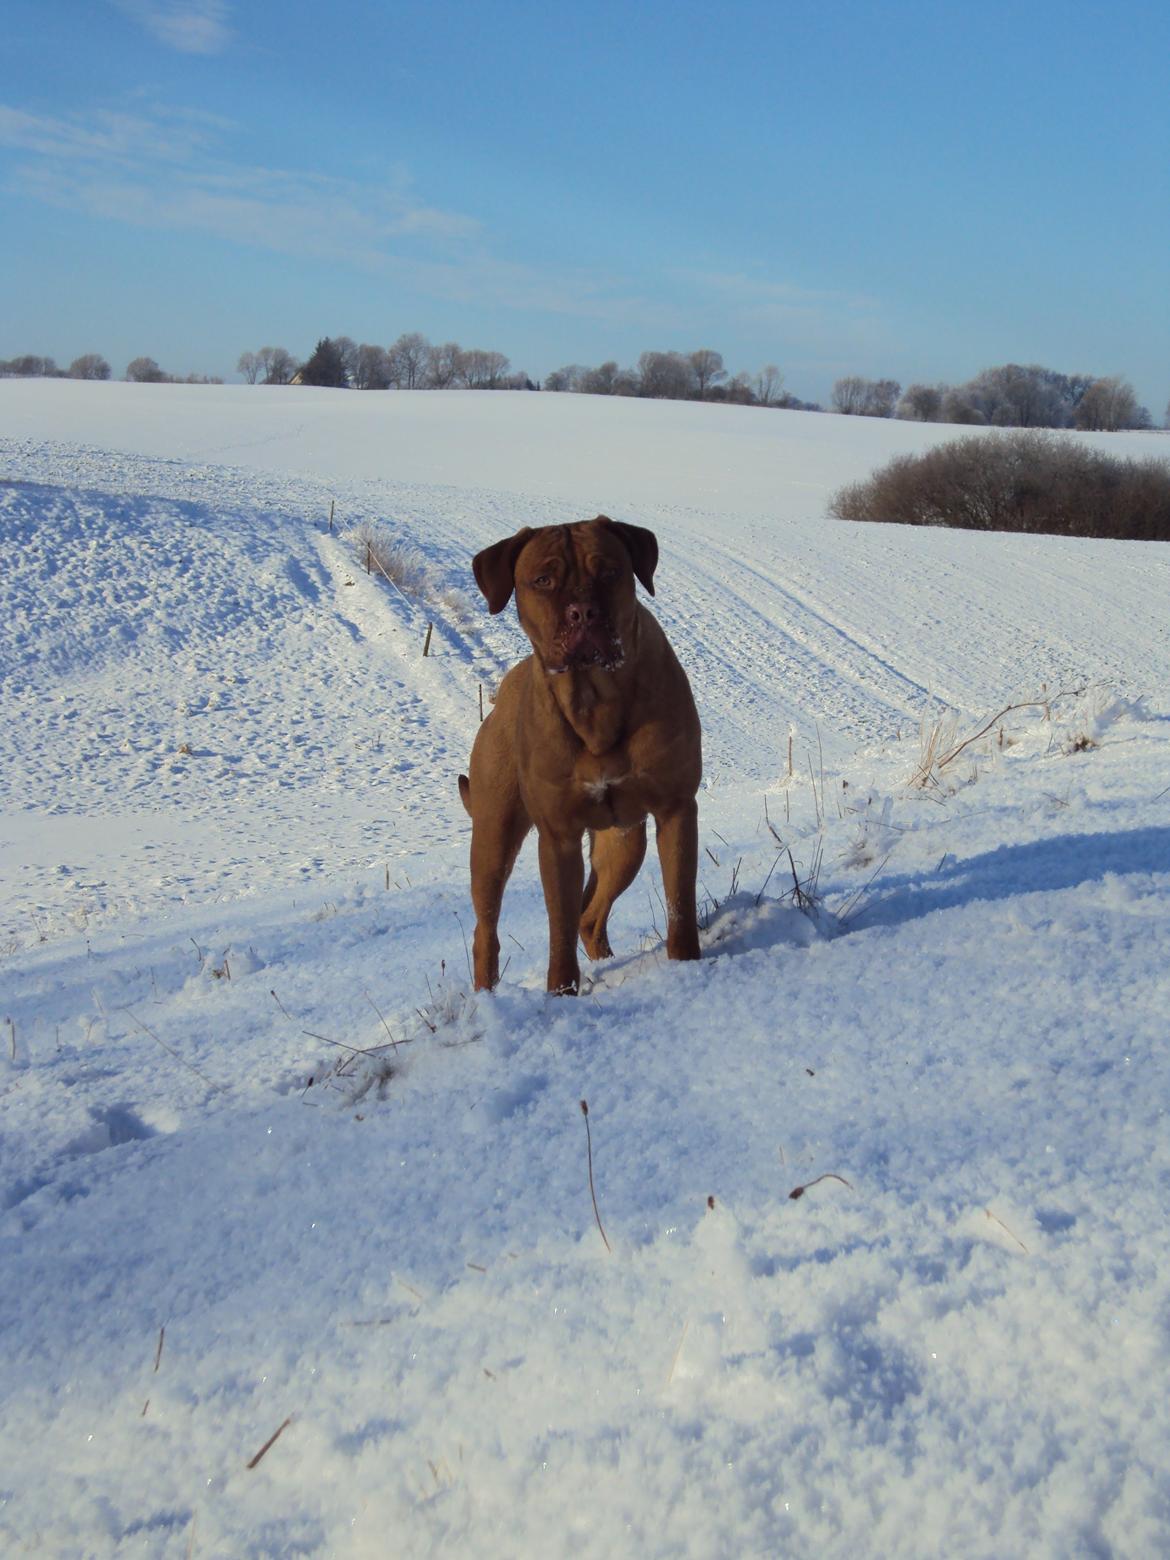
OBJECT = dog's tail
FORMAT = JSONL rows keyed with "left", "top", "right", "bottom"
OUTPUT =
{"left": 458, "top": 773, "right": 471, "bottom": 815}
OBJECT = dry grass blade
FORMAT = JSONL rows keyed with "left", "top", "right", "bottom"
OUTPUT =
{"left": 454, "top": 911, "right": 473, "bottom": 984}
{"left": 246, "top": 1416, "right": 293, "bottom": 1470}
{"left": 580, "top": 1100, "right": 611, "bottom": 1253}
{"left": 302, "top": 1028, "right": 378, "bottom": 1058}
{"left": 364, "top": 993, "right": 400, "bottom": 1049}
{"left": 763, "top": 795, "right": 784, "bottom": 845}
{"left": 666, "top": 1319, "right": 690, "bottom": 1387}
{"left": 121, "top": 1006, "right": 223, "bottom": 1093}
{"left": 755, "top": 848, "right": 785, "bottom": 906}
{"left": 984, "top": 1207, "right": 1029, "bottom": 1253}
{"left": 835, "top": 851, "right": 894, "bottom": 924}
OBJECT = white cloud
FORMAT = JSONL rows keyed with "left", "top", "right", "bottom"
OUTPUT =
{"left": 111, "top": 0, "right": 232, "bottom": 55}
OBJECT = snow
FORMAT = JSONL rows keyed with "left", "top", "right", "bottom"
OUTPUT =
{"left": 2, "top": 383, "right": 1169, "bottom": 1557}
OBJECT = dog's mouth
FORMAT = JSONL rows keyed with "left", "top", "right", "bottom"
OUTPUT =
{"left": 547, "top": 623, "right": 624, "bottom": 675}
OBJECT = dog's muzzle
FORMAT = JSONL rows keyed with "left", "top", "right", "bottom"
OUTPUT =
{"left": 548, "top": 607, "right": 624, "bottom": 674}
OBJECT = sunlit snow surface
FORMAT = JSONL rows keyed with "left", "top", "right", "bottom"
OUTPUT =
{"left": 2, "top": 384, "right": 1169, "bottom": 1557}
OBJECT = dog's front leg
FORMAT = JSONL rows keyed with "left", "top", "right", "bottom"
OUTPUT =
{"left": 537, "top": 828, "right": 585, "bottom": 994}
{"left": 654, "top": 799, "right": 701, "bottom": 962}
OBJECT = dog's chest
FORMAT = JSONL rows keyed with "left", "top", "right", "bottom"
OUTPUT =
{"left": 573, "top": 750, "right": 646, "bottom": 825}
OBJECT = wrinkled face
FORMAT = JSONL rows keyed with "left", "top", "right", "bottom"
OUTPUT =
{"left": 515, "top": 522, "right": 638, "bottom": 674}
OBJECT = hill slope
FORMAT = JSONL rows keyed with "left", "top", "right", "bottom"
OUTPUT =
{"left": 2, "top": 386, "right": 1169, "bottom": 1557}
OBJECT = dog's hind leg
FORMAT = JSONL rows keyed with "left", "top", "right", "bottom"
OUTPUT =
{"left": 579, "top": 823, "right": 647, "bottom": 961}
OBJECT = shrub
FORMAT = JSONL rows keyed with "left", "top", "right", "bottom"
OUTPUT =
{"left": 829, "top": 431, "right": 1170, "bottom": 541}
{"left": 347, "top": 522, "right": 429, "bottom": 595}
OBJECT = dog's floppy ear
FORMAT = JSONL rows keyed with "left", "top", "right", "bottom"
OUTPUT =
{"left": 472, "top": 527, "right": 535, "bottom": 614}
{"left": 597, "top": 516, "right": 658, "bottom": 596}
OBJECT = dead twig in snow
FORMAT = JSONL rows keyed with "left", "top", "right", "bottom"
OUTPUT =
{"left": 789, "top": 1172, "right": 853, "bottom": 1201}
{"left": 580, "top": 1100, "right": 611, "bottom": 1253}
{"left": 984, "top": 1207, "right": 1029, "bottom": 1253}
{"left": 246, "top": 1416, "right": 293, "bottom": 1470}
{"left": 270, "top": 988, "right": 295, "bottom": 1020}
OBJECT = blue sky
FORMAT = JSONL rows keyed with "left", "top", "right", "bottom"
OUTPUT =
{"left": 2, "top": 0, "right": 1167, "bottom": 411}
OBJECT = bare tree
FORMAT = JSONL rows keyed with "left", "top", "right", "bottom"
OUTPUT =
{"left": 126, "top": 356, "right": 166, "bottom": 383}
{"left": 459, "top": 349, "right": 511, "bottom": 388}
{"left": 353, "top": 343, "right": 391, "bottom": 390}
{"left": 423, "top": 341, "right": 463, "bottom": 388}
{"left": 831, "top": 376, "right": 900, "bottom": 417}
{"left": 830, "top": 376, "right": 867, "bottom": 415}
{"left": 334, "top": 336, "right": 360, "bottom": 384}
{"left": 388, "top": 332, "right": 430, "bottom": 389}
{"left": 638, "top": 350, "right": 697, "bottom": 401}
{"left": 896, "top": 383, "right": 945, "bottom": 422}
{"left": 1, "top": 354, "right": 61, "bottom": 377}
{"left": 1073, "top": 376, "right": 1146, "bottom": 431}
{"left": 754, "top": 364, "right": 784, "bottom": 406}
{"left": 69, "top": 354, "right": 111, "bottom": 381}
{"left": 237, "top": 351, "right": 260, "bottom": 384}
{"left": 545, "top": 364, "right": 587, "bottom": 392}
{"left": 966, "top": 364, "right": 1069, "bottom": 428}
{"left": 939, "top": 387, "right": 985, "bottom": 424}
{"left": 722, "top": 372, "right": 757, "bottom": 405}
{"left": 256, "top": 346, "right": 297, "bottom": 385}
{"left": 580, "top": 360, "right": 620, "bottom": 394}
{"left": 689, "top": 349, "right": 726, "bottom": 399}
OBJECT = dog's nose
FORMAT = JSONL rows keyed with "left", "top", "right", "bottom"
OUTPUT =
{"left": 565, "top": 601, "right": 602, "bottom": 627}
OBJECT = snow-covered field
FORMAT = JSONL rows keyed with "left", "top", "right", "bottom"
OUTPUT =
{"left": 2, "top": 383, "right": 1169, "bottom": 1557}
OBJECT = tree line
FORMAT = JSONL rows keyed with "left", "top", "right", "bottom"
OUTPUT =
{"left": 236, "top": 335, "right": 529, "bottom": 390}
{"left": 2, "top": 340, "right": 1163, "bottom": 430}
{"left": 541, "top": 350, "right": 817, "bottom": 409}
{"left": 833, "top": 364, "right": 1153, "bottom": 432}
{"left": 234, "top": 338, "right": 816, "bottom": 410}
{"left": 0, "top": 352, "right": 221, "bottom": 384}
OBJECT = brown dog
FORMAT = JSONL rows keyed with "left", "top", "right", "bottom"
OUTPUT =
{"left": 458, "top": 516, "right": 702, "bottom": 994}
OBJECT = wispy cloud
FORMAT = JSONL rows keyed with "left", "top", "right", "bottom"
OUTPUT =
{"left": 682, "top": 269, "right": 879, "bottom": 325}
{"left": 0, "top": 101, "right": 482, "bottom": 262}
{"left": 111, "top": 0, "right": 232, "bottom": 55}
{"left": 0, "top": 99, "right": 677, "bottom": 328}
{"left": 0, "top": 102, "right": 226, "bottom": 165}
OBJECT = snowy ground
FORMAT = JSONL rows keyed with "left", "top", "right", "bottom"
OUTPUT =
{"left": 2, "top": 384, "right": 1169, "bottom": 1557}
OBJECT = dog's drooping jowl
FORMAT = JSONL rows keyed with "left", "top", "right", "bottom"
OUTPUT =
{"left": 458, "top": 516, "right": 702, "bottom": 994}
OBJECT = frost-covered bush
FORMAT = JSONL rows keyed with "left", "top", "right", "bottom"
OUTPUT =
{"left": 830, "top": 431, "right": 1170, "bottom": 540}
{"left": 347, "top": 522, "right": 430, "bottom": 597}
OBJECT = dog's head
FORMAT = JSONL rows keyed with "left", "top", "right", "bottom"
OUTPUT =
{"left": 472, "top": 517, "right": 658, "bottom": 675}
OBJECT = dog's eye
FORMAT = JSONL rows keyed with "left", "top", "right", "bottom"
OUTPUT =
{"left": 531, "top": 573, "right": 554, "bottom": 589}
